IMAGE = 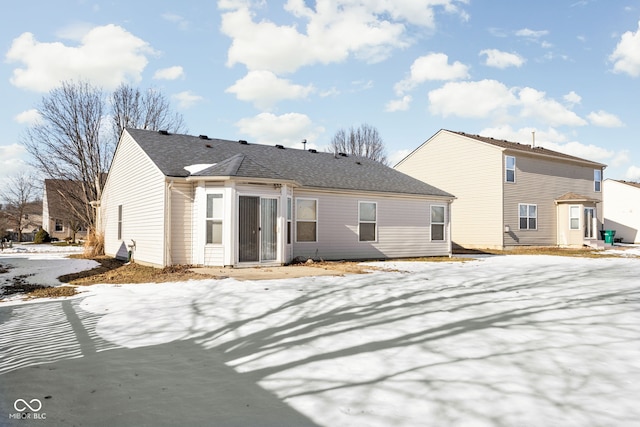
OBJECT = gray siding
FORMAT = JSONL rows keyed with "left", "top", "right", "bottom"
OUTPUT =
{"left": 503, "top": 153, "right": 602, "bottom": 246}
{"left": 292, "top": 189, "right": 451, "bottom": 260}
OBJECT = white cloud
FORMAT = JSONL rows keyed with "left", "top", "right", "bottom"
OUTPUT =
{"left": 0, "top": 144, "right": 30, "bottom": 183}
{"left": 515, "top": 28, "right": 549, "bottom": 38}
{"left": 479, "top": 49, "right": 525, "bottom": 69}
{"left": 13, "top": 109, "right": 41, "bottom": 125}
{"left": 153, "top": 66, "right": 185, "bottom": 80}
{"left": 172, "top": 91, "right": 204, "bottom": 109}
{"left": 220, "top": 1, "right": 468, "bottom": 74}
{"left": 5, "top": 25, "right": 154, "bottom": 92}
{"left": 609, "top": 20, "right": 640, "bottom": 77}
{"left": 235, "top": 112, "right": 325, "bottom": 148}
{"left": 394, "top": 53, "right": 469, "bottom": 95}
{"left": 162, "top": 13, "right": 190, "bottom": 31}
{"left": 389, "top": 148, "right": 412, "bottom": 167}
{"left": 563, "top": 91, "right": 582, "bottom": 105}
{"left": 225, "top": 70, "right": 314, "bottom": 110}
{"left": 625, "top": 165, "right": 640, "bottom": 181}
{"left": 385, "top": 95, "right": 412, "bottom": 112}
{"left": 587, "top": 110, "right": 624, "bottom": 127}
{"left": 518, "top": 87, "right": 587, "bottom": 127}
{"left": 428, "top": 79, "right": 518, "bottom": 118}
{"left": 611, "top": 150, "right": 630, "bottom": 167}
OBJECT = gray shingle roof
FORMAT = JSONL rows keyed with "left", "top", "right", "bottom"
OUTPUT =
{"left": 127, "top": 128, "right": 453, "bottom": 197}
{"left": 448, "top": 130, "right": 607, "bottom": 167}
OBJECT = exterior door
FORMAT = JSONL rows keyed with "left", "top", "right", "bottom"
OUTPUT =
{"left": 239, "top": 196, "right": 260, "bottom": 262}
{"left": 584, "top": 207, "right": 596, "bottom": 239}
{"left": 238, "top": 196, "right": 278, "bottom": 262}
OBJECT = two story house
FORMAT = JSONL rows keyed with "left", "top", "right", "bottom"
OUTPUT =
{"left": 395, "top": 130, "right": 607, "bottom": 250}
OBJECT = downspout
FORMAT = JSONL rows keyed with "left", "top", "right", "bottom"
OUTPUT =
{"left": 166, "top": 180, "right": 173, "bottom": 266}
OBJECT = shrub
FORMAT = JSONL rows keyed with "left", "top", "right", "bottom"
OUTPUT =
{"left": 34, "top": 229, "right": 51, "bottom": 244}
{"left": 84, "top": 228, "right": 104, "bottom": 257}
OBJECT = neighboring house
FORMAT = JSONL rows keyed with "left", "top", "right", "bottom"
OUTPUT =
{"left": 42, "top": 179, "right": 90, "bottom": 242}
{"left": 395, "top": 129, "right": 607, "bottom": 249}
{"left": 3, "top": 200, "right": 42, "bottom": 242}
{"left": 98, "top": 129, "right": 455, "bottom": 267}
{"left": 603, "top": 179, "right": 640, "bottom": 243}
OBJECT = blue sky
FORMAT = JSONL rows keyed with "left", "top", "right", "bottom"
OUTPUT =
{"left": 1, "top": 0, "right": 639, "bottom": 193}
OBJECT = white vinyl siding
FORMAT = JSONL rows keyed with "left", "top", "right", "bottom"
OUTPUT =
{"left": 292, "top": 190, "right": 451, "bottom": 259}
{"left": 101, "top": 130, "right": 167, "bottom": 266}
{"left": 395, "top": 131, "right": 504, "bottom": 249}
{"left": 169, "top": 181, "right": 193, "bottom": 265}
{"left": 603, "top": 180, "right": 640, "bottom": 244}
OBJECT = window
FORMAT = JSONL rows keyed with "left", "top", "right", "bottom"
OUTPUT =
{"left": 570, "top": 206, "right": 580, "bottom": 230}
{"left": 431, "top": 205, "right": 446, "bottom": 241}
{"left": 55, "top": 219, "right": 64, "bottom": 232}
{"left": 359, "top": 202, "right": 377, "bottom": 242}
{"left": 594, "top": 169, "right": 602, "bottom": 192}
{"left": 206, "top": 194, "right": 223, "bottom": 244}
{"left": 519, "top": 204, "right": 537, "bottom": 230}
{"left": 296, "top": 198, "right": 317, "bottom": 242}
{"left": 505, "top": 156, "right": 516, "bottom": 183}
{"left": 117, "top": 205, "right": 122, "bottom": 240}
{"left": 287, "top": 197, "right": 292, "bottom": 244}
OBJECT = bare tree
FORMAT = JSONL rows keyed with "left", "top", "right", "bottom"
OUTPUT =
{"left": 329, "top": 124, "right": 388, "bottom": 164}
{"left": 110, "top": 83, "right": 186, "bottom": 144}
{"left": 23, "top": 81, "right": 108, "bottom": 232}
{"left": 0, "top": 173, "right": 38, "bottom": 242}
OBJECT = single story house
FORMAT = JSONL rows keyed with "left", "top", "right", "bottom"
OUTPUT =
{"left": 603, "top": 179, "right": 640, "bottom": 243}
{"left": 395, "top": 129, "right": 607, "bottom": 249}
{"left": 98, "top": 129, "right": 455, "bottom": 267}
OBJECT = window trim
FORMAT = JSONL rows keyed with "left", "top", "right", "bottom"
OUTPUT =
{"left": 430, "top": 204, "right": 446, "bottom": 241}
{"left": 569, "top": 205, "right": 580, "bottom": 230}
{"left": 505, "top": 155, "right": 516, "bottom": 183}
{"left": 594, "top": 169, "right": 602, "bottom": 192}
{"left": 295, "top": 198, "right": 318, "bottom": 243}
{"left": 518, "top": 203, "right": 538, "bottom": 231}
{"left": 55, "top": 219, "right": 64, "bottom": 233}
{"left": 205, "top": 193, "right": 224, "bottom": 245}
{"left": 286, "top": 197, "right": 292, "bottom": 245}
{"left": 358, "top": 201, "right": 377, "bottom": 242}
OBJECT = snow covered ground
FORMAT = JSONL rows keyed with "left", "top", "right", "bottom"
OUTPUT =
{"left": 1, "top": 244, "right": 639, "bottom": 426}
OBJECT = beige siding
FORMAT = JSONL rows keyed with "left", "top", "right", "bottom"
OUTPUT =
{"left": 503, "top": 153, "right": 602, "bottom": 246}
{"left": 604, "top": 180, "right": 640, "bottom": 243}
{"left": 101, "top": 131, "right": 166, "bottom": 266}
{"left": 168, "top": 181, "right": 193, "bottom": 265}
{"left": 292, "top": 189, "right": 451, "bottom": 260}
{"left": 395, "top": 131, "right": 504, "bottom": 249}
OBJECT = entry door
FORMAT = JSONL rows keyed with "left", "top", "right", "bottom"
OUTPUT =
{"left": 584, "top": 207, "right": 596, "bottom": 239}
{"left": 238, "top": 196, "right": 278, "bottom": 263}
{"left": 239, "top": 196, "right": 260, "bottom": 262}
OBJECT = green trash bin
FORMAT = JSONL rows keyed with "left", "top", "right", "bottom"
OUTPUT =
{"left": 603, "top": 230, "right": 616, "bottom": 244}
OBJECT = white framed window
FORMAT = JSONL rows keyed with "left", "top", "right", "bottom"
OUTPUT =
{"left": 296, "top": 198, "right": 317, "bottom": 242}
{"left": 286, "top": 197, "right": 292, "bottom": 244}
{"left": 505, "top": 155, "right": 516, "bottom": 183}
{"left": 594, "top": 169, "right": 602, "bottom": 192}
{"left": 431, "top": 205, "right": 446, "bottom": 241}
{"left": 359, "top": 201, "right": 377, "bottom": 242}
{"left": 55, "top": 219, "right": 64, "bottom": 232}
{"left": 206, "top": 194, "right": 223, "bottom": 244}
{"left": 519, "top": 204, "right": 537, "bottom": 230}
{"left": 570, "top": 205, "right": 580, "bottom": 230}
{"left": 117, "top": 205, "right": 123, "bottom": 240}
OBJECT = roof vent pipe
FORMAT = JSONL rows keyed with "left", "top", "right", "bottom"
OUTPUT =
{"left": 302, "top": 139, "right": 307, "bottom": 150}
{"left": 532, "top": 131, "right": 536, "bottom": 148}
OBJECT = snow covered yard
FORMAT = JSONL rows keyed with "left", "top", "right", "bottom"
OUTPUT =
{"left": 1, "top": 247, "right": 639, "bottom": 426}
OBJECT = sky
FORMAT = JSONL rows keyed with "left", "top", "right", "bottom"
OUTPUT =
{"left": 1, "top": 0, "right": 639, "bottom": 195}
